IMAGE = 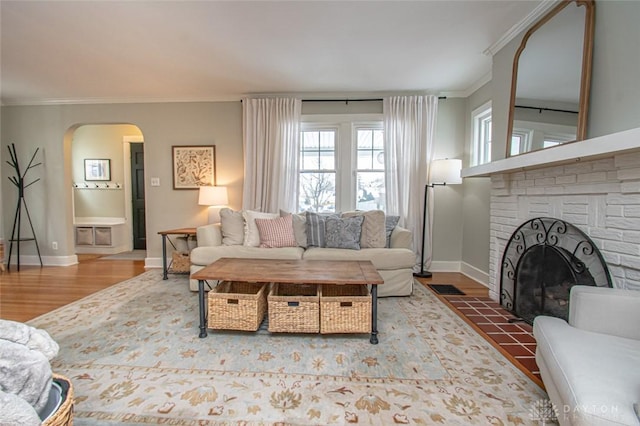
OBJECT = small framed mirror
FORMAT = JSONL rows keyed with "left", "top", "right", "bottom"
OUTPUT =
{"left": 507, "top": 0, "right": 595, "bottom": 157}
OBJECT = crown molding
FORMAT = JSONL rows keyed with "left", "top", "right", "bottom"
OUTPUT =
{"left": 483, "top": 0, "right": 561, "bottom": 57}
{"left": 0, "top": 95, "right": 243, "bottom": 107}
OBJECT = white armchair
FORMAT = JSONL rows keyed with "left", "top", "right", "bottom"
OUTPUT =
{"left": 533, "top": 285, "right": 640, "bottom": 425}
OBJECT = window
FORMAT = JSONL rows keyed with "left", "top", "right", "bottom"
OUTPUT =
{"left": 298, "top": 116, "right": 384, "bottom": 213}
{"left": 355, "top": 128, "right": 385, "bottom": 211}
{"left": 471, "top": 101, "right": 492, "bottom": 166}
{"left": 299, "top": 129, "right": 337, "bottom": 212}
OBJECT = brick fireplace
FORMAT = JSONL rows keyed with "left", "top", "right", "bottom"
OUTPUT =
{"left": 487, "top": 149, "right": 640, "bottom": 301}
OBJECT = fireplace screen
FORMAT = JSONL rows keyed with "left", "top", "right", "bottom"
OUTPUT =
{"left": 500, "top": 217, "right": 611, "bottom": 324}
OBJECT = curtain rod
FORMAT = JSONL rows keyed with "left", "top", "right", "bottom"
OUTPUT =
{"left": 515, "top": 105, "right": 578, "bottom": 114}
{"left": 302, "top": 96, "right": 447, "bottom": 103}
{"left": 241, "top": 96, "right": 447, "bottom": 103}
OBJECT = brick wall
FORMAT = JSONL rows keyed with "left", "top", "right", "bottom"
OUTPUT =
{"left": 488, "top": 151, "right": 640, "bottom": 300}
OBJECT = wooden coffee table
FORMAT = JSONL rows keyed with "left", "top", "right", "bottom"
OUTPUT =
{"left": 191, "top": 258, "right": 384, "bottom": 344}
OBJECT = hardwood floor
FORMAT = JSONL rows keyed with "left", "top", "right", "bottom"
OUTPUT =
{"left": 0, "top": 257, "right": 146, "bottom": 322}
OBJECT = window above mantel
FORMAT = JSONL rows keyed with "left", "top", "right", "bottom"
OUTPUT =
{"left": 462, "top": 126, "right": 640, "bottom": 178}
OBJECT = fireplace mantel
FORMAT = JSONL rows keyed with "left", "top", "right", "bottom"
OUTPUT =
{"left": 462, "top": 126, "right": 640, "bottom": 178}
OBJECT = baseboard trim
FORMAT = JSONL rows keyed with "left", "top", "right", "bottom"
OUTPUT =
{"left": 6, "top": 255, "right": 78, "bottom": 267}
{"left": 145, "top": 257, "right": 163, "bottom": 269}
{"left": 460, "top": 262, "right": 490, "bottom": 287}
{"left": 428, "top": 261, "right": 461, "bottom": 272}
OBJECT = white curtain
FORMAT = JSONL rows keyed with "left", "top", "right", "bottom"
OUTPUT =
{"left": 242, "top": 97, "right": 302, "bottom": 213}
{"left": 383, "top": 95, "right": 439, "bottom": 271}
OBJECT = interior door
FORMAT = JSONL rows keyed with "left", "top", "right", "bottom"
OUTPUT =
{"left": 130, "top": 143, "right": 146, "bottom": 250}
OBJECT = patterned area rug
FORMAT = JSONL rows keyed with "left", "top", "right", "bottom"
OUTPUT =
{"left": 29, "top": 271, "right": 548, "bottom": 425}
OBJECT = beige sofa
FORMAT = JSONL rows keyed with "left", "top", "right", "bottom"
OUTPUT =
{"left": 189, "top": 222, "right": 416, "bottom": 297}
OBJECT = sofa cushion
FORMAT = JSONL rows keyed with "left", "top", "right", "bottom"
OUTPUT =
{"left": 305, "top": 211, "right": 338, "bottom": 248}
{"left": 302, "top": 247, "right": 415, "bottom": 270}
{"left": 342, "top": 210, "right": 386, "bottom": 248}
{"left": 325, "top": 216, "right": 364, "bottom": 250}
{"left": 242, "top": 210, "right": 279, "bottom": 247}
{"left": 220, "top": 208, "right": 244, "bottom": 246}
{"left": 255, "top": 214, "right": 297, "bottom": 248}
{"left": 190, "top": 245, "right": 304, "bottom": 266}
{"left": 534, "top": 316, "right": 640, "bottom": 425}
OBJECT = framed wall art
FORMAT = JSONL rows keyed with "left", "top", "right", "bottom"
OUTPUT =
{"left": 84, "top": 159, "right": 111, "bottom": 181}
{"left": 172, "top": 145, "right": 216, "bottom": 189}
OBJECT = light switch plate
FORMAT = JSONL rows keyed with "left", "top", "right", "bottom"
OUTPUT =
{"left": 150, "top": 177, "right": 160, "bottom": 187}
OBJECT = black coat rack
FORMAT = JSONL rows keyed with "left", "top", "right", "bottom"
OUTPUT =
{"left": 6, "top": 143, "right": 42, "bottom": 271}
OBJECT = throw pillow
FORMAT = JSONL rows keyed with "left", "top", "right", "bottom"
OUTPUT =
{"left": 280, "top": 210, "right": 307, "bottom": 248}
{"left": 385, "top": 215, "right": 400, "bottom": 248}
{"left": 242, "top": 210, "right": 279, "bottom": 247}
{"left": 305, "top": 211, "right": 338, "bottom": 248}
{"left": 325, "top": 216, "right": 364, "bottom": 250}
{"left": 342, "top": 210, "right": 386, "bottom": 248}
{"left": 220, "top": 208, "right": 244, "bottom": 246}
{"left": 255, "top": 214, "right": 297, "bottom": 248}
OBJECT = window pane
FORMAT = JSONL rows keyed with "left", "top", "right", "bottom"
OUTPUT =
{"left": 356, "top": 172, "right": 385, "bottom": 212}
{"left": 319, "top": 131, "right": 335, "bottom": 149}
{"left": 357, "top": 130, "right": 372, "bottom": 148}
{"left": 373, "top": 130, "right": 384, "bottom": 149}
{"left": 302, "top": 131, "right": 319, "bottom": 150}
{"left": 319, "top": 151, "right": 334, "bottom": 169}
{"left": 299, "top": 172, "right": 336, "bottom": 212}
{"left": 302, "top": 151, "right": 319, "bottom": 170}
{"left": 357, "top": 150, "right": 373, "bottom": 169}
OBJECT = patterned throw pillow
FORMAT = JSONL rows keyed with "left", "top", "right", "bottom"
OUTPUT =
{"left": 385, "top": 215, "right": 400, "bottom": 248}
{"left": 255, "top": 214, "right": 297, "bottom": 248}
{"left": 325, "top": 216, "right": 364, "bottom": 250}
{"left": 242, "top": 210, "right": 279, "bottom": 247}
{"left": 342, "top": 210, "right": 386, "bottom": 248}
{"left": 305, "top": 211, "right": 338, "bottom": 248}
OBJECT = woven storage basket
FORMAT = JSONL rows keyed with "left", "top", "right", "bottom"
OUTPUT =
{"left": 43, "top": 374, "right": 74, "bottom": 426}
{"left": 208, "top": 281, "right": 267, "bottom": 331}
{"left": 170, "top": 251, "right": 191, "bottom": 273}
{"left": 320, "top": 284, "right": 371, "bottom": 334}
{"left": 268, "top": 283, "right": 320, "bottom": 333}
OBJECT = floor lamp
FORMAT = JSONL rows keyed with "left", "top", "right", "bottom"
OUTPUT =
{"left": 414, "top": 158, "right": 462, "bottom": 278}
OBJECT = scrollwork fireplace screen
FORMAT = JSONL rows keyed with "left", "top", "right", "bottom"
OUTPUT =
{"left": 500, "top": 217, "right": 611, "bottom": 324}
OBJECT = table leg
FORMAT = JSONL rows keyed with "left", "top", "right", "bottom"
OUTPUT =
{"left": 161, "top": 235, "right": 168, "bottom": 280}
{"left": 370, "top": 284, "right": 379, "bottom": 344}
{"left": 198, "top": 279, "right": 207, "bottom": 338}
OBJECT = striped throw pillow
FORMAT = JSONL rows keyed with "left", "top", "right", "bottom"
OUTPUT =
{"left": 255, "top": 214, "right": 297, "bottom": 248}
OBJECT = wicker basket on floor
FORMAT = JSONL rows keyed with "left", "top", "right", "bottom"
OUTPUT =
{"left": 268, "top": 283, "right": 320, "bottom": 333}
{"left": 208, "top": 281, "right": 268, "bottom": 331}
{"left": 320, "top": 284, "right": 371, "bottom": 334}
{"left": 43, "top": 373, "right": 74, "bottom": 426}
{"left": 170, "top": 251, "right": 190, "bottom": 273}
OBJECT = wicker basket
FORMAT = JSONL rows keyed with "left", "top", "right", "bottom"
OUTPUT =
{"left": 320, "top": 285, "right": 371, "bottom": 334}
{"left": 43, "top": 374, "right": 74, "bottom": 426}
{"left": 170, "top": 251, "right": 191, "bottom": 273}
{"left": 208, "top": 281, "right": 267, "bottom": 331}
{"left": 268, "top": 283, "right": 320, "bottom": 333}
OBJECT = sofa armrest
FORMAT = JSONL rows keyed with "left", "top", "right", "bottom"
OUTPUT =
{"left": 569, "top": 285, "right": 640, "bottom": 340}
{"left": 196, "top": 223, "right": 223, "bottom": 247}
{"left": 390, "top": 226, "right": 412, "bottom": 249}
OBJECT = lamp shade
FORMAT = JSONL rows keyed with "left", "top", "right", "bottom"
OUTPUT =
{"left": 430, "top": 159, "right": 462, "bottom": 185}
{"left": 198, "top": 186, "right": 228, "bottom": 206}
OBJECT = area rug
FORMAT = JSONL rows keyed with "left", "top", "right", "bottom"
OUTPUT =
{"left": 29, "top": 271, "right": 548, "bottom": 425}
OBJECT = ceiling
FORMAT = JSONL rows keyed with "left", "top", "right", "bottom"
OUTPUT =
{"left": 1, "top": 1, "right": 545, "bottom": 106}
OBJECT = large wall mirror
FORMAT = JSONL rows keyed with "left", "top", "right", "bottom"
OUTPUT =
{"left": 507, "top": 0, "right": 595, "bottom": 157}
